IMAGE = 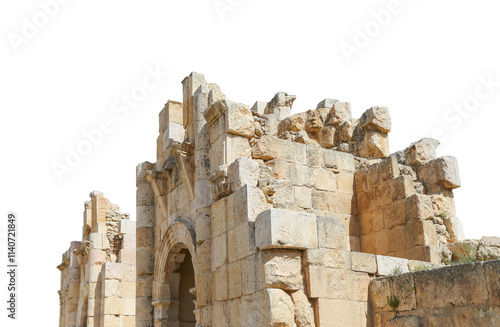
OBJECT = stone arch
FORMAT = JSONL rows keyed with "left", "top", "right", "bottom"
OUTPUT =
{"left": 153, "top": 221, "right": 197, "bottom": 327}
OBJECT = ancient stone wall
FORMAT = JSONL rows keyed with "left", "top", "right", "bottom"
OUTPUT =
{"left": 369, "top": 260, "right": 500, "bottom": 326}
{"left": 135, "top": 72, "right": 473, "bottom": 327}
{"left": 58, "top": 191, "right": 136, "bottom": 327}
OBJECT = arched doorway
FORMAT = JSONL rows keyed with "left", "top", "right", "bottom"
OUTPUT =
{"left": 176, "top": 249, "right": 196, "bottom": 326}
{"left": 153, "top": 222, "right": 197, "bottom": 327}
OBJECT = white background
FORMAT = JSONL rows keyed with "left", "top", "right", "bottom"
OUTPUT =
{"left": 1, "top": 0, "right": 499, "bottom": 325}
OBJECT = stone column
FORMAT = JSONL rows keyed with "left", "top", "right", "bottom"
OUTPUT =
{"left": 136, "top": 162, "right": 155, "bottom": 327}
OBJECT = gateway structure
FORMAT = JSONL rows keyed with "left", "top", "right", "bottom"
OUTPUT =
{"left": 59, "top": 72, "right": 500, "bottom": 327}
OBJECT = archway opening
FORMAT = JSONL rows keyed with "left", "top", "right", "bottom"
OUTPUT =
{"left": 177, "top": 249, "right": 196, "bottom": 327}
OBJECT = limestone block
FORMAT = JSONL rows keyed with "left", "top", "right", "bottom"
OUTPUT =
{"left": 195, "top": 178, "right": 212, "bottom": 209}
{"left": 336, "top": 172, "right": 354, "bottom": 194}
{"left": 120, "top": 281, "right": 136, "bottom": 299}
{"left": 405, "top": 193, "right": 433, "bottom": 221}
{"left": 162, "top": 122, "right": 185, "bottom": 150}
{"left": 293, "top": 142, "right": 307, "bottom": 164}
{"left": 316, "top": 298, "right": 366, "bottom": 327}
{"left": 136, "top": 296, "right": 153, "bottom": 321}
{"left": 360, "top": 106, "right": 391, "bottom": 133}
{"left": 414, "top": 262, "right": 488, "bottom": 308}
{"left": 102, "top": 314, "right": 121, "bottom": 326}
{"left": 313, "top": 168, "right": 337, "bottom": 191}
{"left": 321, "top": 149, "right": 355, "bottom": 172}
{"left": 317, "top": 98, "right": 339, "bottom": 109}
{"left": 404, "top": 138, "right": 440, "bottom": 165}
{"left": 227, "top": 261, "right": 242, "bottom": 299}
{"left": 391, "top": 175, "right": 415, "bottom": 201}
{"left": 102, "top": 296, "right": 122, "bottom": 315}
{"left": 232, "top": 185, "right": 268, "bottom": 229}
{"left": 158, "top": 100, "right": 183, "bottom": 133}
{"left": 103, "top": 263, "right": 124, "bottom": 280}
{"left": 89, "top": 233, "right": 103, "bottom": 249}
{"left": 388, "top": 225, "right": 408, "bottom": 252}
{"left": 136, "top": 205, "right": 155, "bottom": 228}
{"left": 312, "top": 191, "right": 354, "bottom": 216}
{"left": 136, "top": 248, "right": 154, "bottom": 276}
{"left": 484, "top": 260, "right": 500, "bottom": 305}
{"left": 252, "top": 135, "right": 294, "bottom": 161}
{"left": 206, "top": 100, "right": 255, "bottom": 138}
{"left": 210, "top": 133, "right": 252, "bottom": 172}
{"left": 227, "top": 222, "right": 256, "bottom": 262}
{"left": 118, "top": 249, "right": 135, "bottom": 265}
{"left": 241, "top": 254, "right": 259, "bottom": 295}
{"left": 375, "top": 255, "right": 409, "bottom": 276}
{"left": 307, "top": 265, "right": 347, "bottom": 299}
{"left": 316, "top": 216, "right": 349, "bottom": 250}
{"left": 306, "top": 145, "right": 322, "bottom": 167}
{"left": 370, "top": 273, "right": 417, "bottom": 312}
{"left": 251, "top": 101, "right": 267, "bottom": 115}
{"left": 265, "top": 92, "right": 296, "bottom": 114}
{"left": 228, "top": 157, "right": 259, "bottom": 191}
{"left": 215, "top": 265, "right": 228, "bottom": 301}
{"left": 136, "top": 226, "right": 153, "bottom": 248}
{"left": 477, "top": 241, "right": 500, "bottom": 261}
{"left": 379, "top": 156, "right": 399, "bottom": 181}
{"left": 305, "top": 249, "right": 351, "bottom": 269}
{"left": 326, "top": 102, "right": 352, "bottom": 125}
{"left": 289, "top": 162, "right": 308, "bottom": 186}
{"left": 338, "top": 119, "right": 358, "bottom": 143}
{"left": 417, "top": 156, "right": 461, "bottom": 189}
{"left": 291, "top": 290, "right": 315, "bottom": 327}
{"left": 257, "top": 289, "right": 295, "bottom": 327}
{"left": 350, "top": 252, "right": 377, "bottom": 274}
{"left": 136, "top": 182, "right": 154, "bottom": 206}
{"left": 442, "top": 216, "right": 465, "bottom": 242}
{"left": 262, "top": 114, "right": 279, "bottom": 136}
{"left": 211, "top": 233, "right": 227, "bottom": 270}
{"left": 211, "top": 197, "right": 227, "bottom": 238}
{"left": 294, "top": 186, "right": 312, "bottom": 209}
{"left": 305, "top": 109, "right": 323, "bottom": 133}
{"left": 255, "top": 209, "right": 318, "bottom": 250}
{"left": 260, "top": 249, "right": 303, "bottom": 290}
{"left": 347, "top": 271, "right": 371, "bottom": 302}
{"left": 119, "top": 219, "right": 135, "bottom": 234}
{"left": 358, "top": 131, "right": 390, "bottom": 158}
{"left": 227, "top": 298, "right": 242, "bottom": 326}
{"left": 371, "top": 209, "right": 385, "bottom": 233}
{"left": 196, "top": 207, "right": 211, "bottom": 244}
{"left": 383, "top": 200, "right": 406, "bottom": 229}
{"left": 274, "top": 107, "right": 291, "bottom": 120}
{"left": 196, "top": 240, "right": 212, "bottom": 307}
{"left": 320, "top": 125, "right": 336, "bottom": 148}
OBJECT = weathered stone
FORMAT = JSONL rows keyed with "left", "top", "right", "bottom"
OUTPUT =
{"left": 265, "top": 92, "right": 296, "bottom": 114}
{"left": 291, "top": 290, "right": 315, "bottom": 327}
{"left": 260, "top": 250, "right": 303, "bottom": 290}
{"left": 360, "top": 106, "right": 391, "bottom": 133}
{"left": 376, "top": 255, "right": 409, "bottom": 276}
{"left": 404, "top": 138, "right": 440, "bottom": 165}
{"left": 257, "top": 289, "right": 295, "bottom": 327}
{"left": 417, "top": 156, "right": 461, "bottom": 189}
{"left": 255, "top": 209, "right": 318, "bottom": 250}
{"left": 358, "top": 131, "right": 390, "bottom": 158}
{"left": 205, "top": 99, "right": 255, "bottom": 138}
{"left": 316, "top": 98, "right": 339, "bottom": 109}
{"left": 326, "top": 102, "right": 352, "bottom": 125}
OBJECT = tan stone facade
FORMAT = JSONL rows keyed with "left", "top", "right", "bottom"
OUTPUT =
{"left": 58, "top": 191, "right": 136, "bottom": 327}
{"left": 59, "top": 72, "right": 500, "bottom": 326}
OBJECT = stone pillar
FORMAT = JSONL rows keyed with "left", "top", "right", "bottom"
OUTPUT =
{"left": 136, "top": 162, "right": 156, "bottom": 327}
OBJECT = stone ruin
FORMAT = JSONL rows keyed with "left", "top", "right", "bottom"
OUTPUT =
{"left": 59, "top": 72, "right": 500, "bottom": 326}
{"left": 58, "top": 191, "right": 136, "bottom": 327}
